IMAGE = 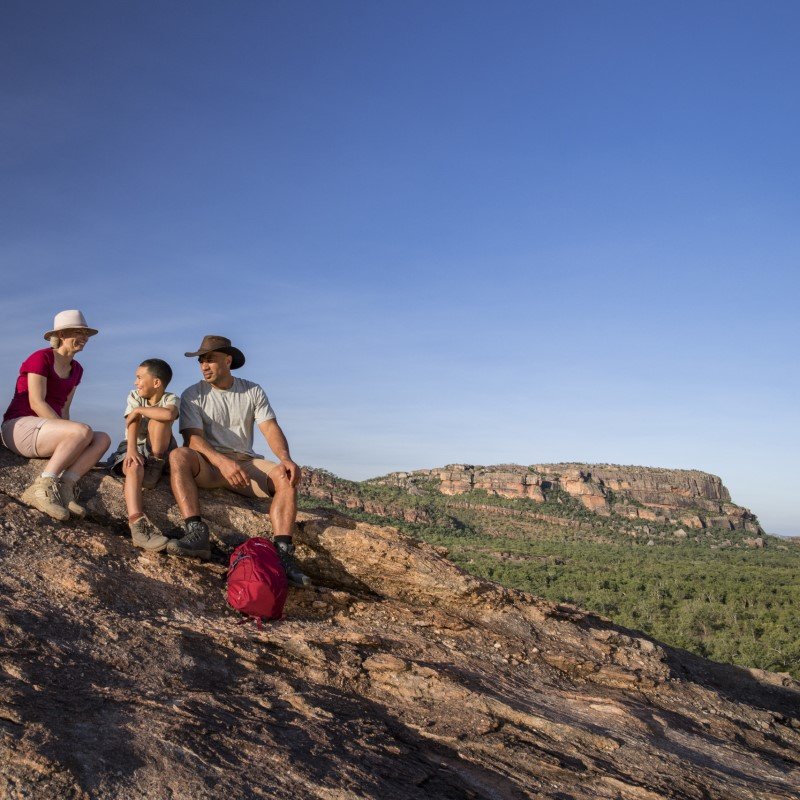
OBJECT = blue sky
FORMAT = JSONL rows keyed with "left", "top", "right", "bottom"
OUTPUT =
{"left": 2, "top": 2, "right": 798, "bottom": 535}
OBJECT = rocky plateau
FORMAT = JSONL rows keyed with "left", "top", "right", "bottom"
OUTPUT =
{"left": 312, "top": 463, "right": 764, "bottom": 534}
{"left": 0, "top": 448, "right": 797, "bottom": 799}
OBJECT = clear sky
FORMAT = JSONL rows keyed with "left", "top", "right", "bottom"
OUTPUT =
{"left": 2, "top": 2, "right": 798, "bottom": 535}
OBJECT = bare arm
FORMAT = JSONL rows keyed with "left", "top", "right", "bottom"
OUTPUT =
{"left": 258, "top": 419, "right": 301, "bottom": 487}
{"left": 126, "top": 405, "right": 178, "bottom": 424}
{"left": 123, "top": 417, "right": 145, "bottom": 470}
{"left": 27, "top": 374, "right": 63, "bottom": 419}
{"left": 61, "top": 387, "right": 76, "bottom": 420}
{"left": 182, "top": 426, "right": 250, "bottom": 489}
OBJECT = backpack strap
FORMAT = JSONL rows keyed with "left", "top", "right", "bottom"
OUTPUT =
{"left": 234, "top": 613, "right": 265, "bottom": 630}
{"left": 227, "top": 552, "right": 251, "bottom": 577}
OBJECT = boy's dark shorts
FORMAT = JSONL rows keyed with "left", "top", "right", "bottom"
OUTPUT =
{"left": 107, "top": 438, "right": 178, "bottom": 476}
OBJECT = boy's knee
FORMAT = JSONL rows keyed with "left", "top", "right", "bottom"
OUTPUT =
{"left": 124, "top": 462, "right": 144, "bottom": 478}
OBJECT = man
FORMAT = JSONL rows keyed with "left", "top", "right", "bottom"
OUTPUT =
{"left": 166, "top": 335, "right": 310, "bottom": 587}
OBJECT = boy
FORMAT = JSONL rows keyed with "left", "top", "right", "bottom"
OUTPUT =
{"left": 109, "top": 358, "right": 179, "bottom": 551}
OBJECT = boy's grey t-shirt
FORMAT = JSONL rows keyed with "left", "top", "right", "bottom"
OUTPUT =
{"left": 124, "top": 390, "right": 180, "bottom": 445}
{"left": 179, "top": 378, "right": 276, "bottom": 458}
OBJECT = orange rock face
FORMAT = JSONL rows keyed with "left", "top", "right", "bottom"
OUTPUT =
{"left": 367, "top": 463, "right": 762, "bottom": 533}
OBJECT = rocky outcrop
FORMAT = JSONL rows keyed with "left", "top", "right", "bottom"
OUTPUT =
{"left": 0, "top": 450, "right": 797, "bottom": 799}
{"left": 372, "top": 463, "right": 762, "bottom": 532}
{"left": 301, "top": 469, "right": 434, "bottom": 524}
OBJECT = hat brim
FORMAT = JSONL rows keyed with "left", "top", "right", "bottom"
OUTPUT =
{"left": 184, "top": 346, "right": 245, "bottom": 370}
{"left": 44, "top": 326, "right": 99, "bottom": 341}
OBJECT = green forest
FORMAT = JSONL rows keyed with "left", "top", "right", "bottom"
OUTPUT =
{"left": 300, "top": 475, "right": 800, "bottom": 679}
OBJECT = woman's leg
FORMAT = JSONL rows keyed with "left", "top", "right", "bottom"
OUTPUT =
{"left": 64, "top": 431, "right": 111, "bottom": 478}
{"left": 36, "top": 419, "right": 111, "bottom": 477}
{"left": 34, "top": 420, "right": 93, "bottom": 473}
{"left": 35, "top": 421, "right": 111, "bottom": 477}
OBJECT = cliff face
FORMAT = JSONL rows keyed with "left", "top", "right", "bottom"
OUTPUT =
{"left": 368, "top": 463, "right": 762, "bottom": 533}
{"left": 1, "top": 450, "right": 797, "bottom": 799}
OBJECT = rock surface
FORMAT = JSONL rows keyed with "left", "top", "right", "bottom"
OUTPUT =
{"left": 365, "top": 463, "right": 763, "bottom": 532}
{"left": 0, "top": 449, "right": 798, "bottom": 799}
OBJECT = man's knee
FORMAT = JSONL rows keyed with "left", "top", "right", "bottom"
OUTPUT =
{"left": 169, "top": 447, "right": 198, "bottom": 475}
{"left": 268, "top": 468, "right": 296, "bottom": 497}
{"left": 93, "top": 431, "right": 111, "bottom": 450}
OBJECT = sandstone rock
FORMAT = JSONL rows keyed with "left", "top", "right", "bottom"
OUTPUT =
{"left": 560, "top": 469, "right": 610, "bottom": 513}
{"left": 0, "top": 449, "right": 797, "bottom": 799}
{"left": 744, "top": 537, "right": 765, "bottom": 549}
{"left": 366, "top": 462, "right": 761, "bottom": 533}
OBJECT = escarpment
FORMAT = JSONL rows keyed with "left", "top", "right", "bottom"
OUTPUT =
{"left": 0, "top": 448, "right": 797, "bottom": 800}
{"left": 303, "top": 462, "right": 763, "bottom": 534}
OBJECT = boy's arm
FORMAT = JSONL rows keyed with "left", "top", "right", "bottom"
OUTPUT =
{"left": 126, "top": 405, "right": 178, "bottom": 424}
{"left": 123, "top": 417, "right": 145, "bottom": 470}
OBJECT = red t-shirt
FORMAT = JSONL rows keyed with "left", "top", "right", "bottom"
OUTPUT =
{"left": 3, "top": 348, "right": 83, "bottom": 423}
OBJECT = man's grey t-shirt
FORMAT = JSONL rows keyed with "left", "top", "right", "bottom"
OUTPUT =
{"left": 179, "top": 378, "right": 276, "bottom": 458}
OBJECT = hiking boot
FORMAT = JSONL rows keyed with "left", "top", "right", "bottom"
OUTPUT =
{"left": 142, "top": 456, "right": 166, "bottom": 490}
{"left": 274, "top": 540, "right": 312, "bottom": 587}
{"left": 130, "top": 514, "right": 169, "bottom": 552}
{"left": 164, "top": 524, "right": 186, "bottom": 539}
{"left": 21, "top": 476, "right": 69, "bottom": 522}
{"left": 165, "top": 520, "right": 211, "bottom": 560}
{"left": 60, "top": 479, "right": 87, "bottom": 519}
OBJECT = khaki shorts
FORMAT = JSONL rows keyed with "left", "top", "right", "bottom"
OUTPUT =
{"left": 195, "top": 453, "right": 282, "bottom": 499}
{"left": 1, "top": 417, "right": 48, "bottom": 458}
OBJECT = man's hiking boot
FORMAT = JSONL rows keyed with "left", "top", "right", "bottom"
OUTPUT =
{"left": 130, "top": 515, "right": 169, "bottom": 552}
{"left": 165, "top": 520, "right": 211, "bottom": 560}
{"left": 142, "top": 456, "right": 166, "bottom": 490}
{"left": 21, "top": 476, "right": 69, "bottom": 522}
{"left": 60, "top": 479, "right": 87, "bottom": 519}
{"left": 274, "top": 540, "right": 312, "bottom": 587}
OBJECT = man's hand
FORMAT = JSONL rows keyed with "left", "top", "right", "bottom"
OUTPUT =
{"left": 124, "top": 450, "right": 145, "bottom": 471}
{"left": 280, "top": 459, "right": 301, "bottom": 488}
{"left": 218, "top": 457, "right": 250, "bottom": 489}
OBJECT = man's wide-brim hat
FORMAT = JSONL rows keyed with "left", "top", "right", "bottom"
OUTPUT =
{"left": 44, "top": 310, "right": 99, "bottom": 341}
{"left": 185, "top": 335, "right": 245, "bottom": 369}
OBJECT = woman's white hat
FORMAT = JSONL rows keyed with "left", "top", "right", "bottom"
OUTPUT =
{"left": 43, "top": 310, "right": 99, "bottom": 341}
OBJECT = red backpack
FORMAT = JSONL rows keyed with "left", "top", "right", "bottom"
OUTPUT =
{"left": 226, "top": 537, "right": 288, "bottom": 626}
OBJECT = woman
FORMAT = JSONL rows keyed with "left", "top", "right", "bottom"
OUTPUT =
{"left": 1, "top": 310, "right": 111, "bottom": 521}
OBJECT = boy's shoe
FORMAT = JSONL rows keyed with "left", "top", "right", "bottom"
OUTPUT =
{"left": 130, "top": 515, "right": 169, "bottom": 552}
{"left": 274, "top": 540, "right": 312, "bottom": 587}
{"left": 165, "top": 520, "right": 211, "bottom": 560}
{"left": 60, "top": 479, "right": 88, "bottom": 519}
{"left": 21, "top": 476, "right": 70, "bottom": 522}
{"left": 142, "top": 457, "right": 166, "bottom": 490}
